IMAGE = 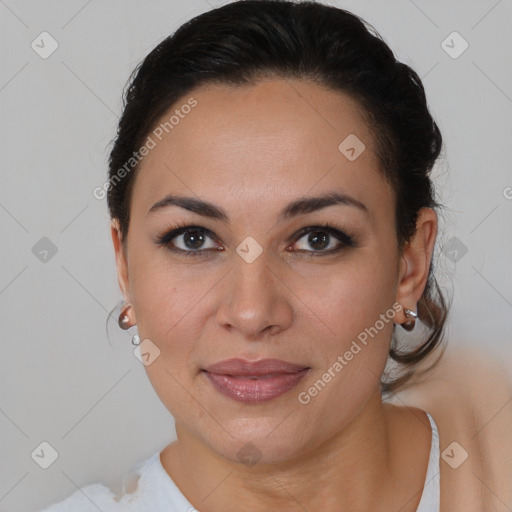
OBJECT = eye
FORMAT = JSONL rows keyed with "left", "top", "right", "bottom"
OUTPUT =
{"left": 289, "top": 224, "right": 356, "bottom": 255}
{"left": 155, "top": 224, "right": 222, "bottom": 257}
{"left": 155, "top": 222, "right": 356, "bottom": 258}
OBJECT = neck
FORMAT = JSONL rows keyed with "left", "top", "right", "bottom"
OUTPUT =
{"left": 160, "top": 389, "right": 409, "bottom": 512}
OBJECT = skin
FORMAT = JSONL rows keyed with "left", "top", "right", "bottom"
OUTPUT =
{"left": 389, "top": 344, "right": 512, "bottom": 510}
{"left": 111, "top": 78, "right": 438, "bottom": 511}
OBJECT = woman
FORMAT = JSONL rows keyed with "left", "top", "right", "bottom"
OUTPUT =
{"left": 40, "top": 1, "right": 512, "bottom": 510}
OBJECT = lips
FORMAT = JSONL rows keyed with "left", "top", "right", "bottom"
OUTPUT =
{"left": 202, "top": 358, "right": 311, "bottom": 404}
{"left": 203, "top": 358, "right": 309, "bottom": 376}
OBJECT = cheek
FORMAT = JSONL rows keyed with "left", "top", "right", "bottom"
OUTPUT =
{"left": 292, "top": 253, "right": 397, "bottom": 408}
{"left": 294, "top": 256, "right": 398, "bottom": 346}
{"left": 131, "top": 262, "right": 209, "bottom": 420}
{"left": 129, "top": 241, "right": 204, "bottom": 332}
{"left": 293, "top": 268, "right": 396, "bottom": 432}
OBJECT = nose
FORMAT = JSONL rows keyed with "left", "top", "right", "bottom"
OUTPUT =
{"left": 215, "top": 250, "right": 293, "bottom": 339}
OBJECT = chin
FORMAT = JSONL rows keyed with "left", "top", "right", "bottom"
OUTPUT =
{"left": 202, "top": 421, "right": 309, "bottom": 467}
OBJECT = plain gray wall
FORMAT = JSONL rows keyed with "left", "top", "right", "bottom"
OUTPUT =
{"left": 0, "top": 0, "right": 511, "bottom": 510}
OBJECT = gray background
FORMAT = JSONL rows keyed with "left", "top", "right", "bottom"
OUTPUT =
{"left": 0, "top": 0, "right": 511, "bottom": 510}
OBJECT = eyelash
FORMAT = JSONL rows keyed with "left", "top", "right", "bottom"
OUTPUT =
{"left": 155, "top": 221, "right": 357, "bottom": 258}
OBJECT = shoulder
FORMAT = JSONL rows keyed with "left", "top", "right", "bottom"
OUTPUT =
{"left": 39, "top": 454, "right": 155, "bottom": 512}
{"left": 395, "top": 344, "right": 512, "bottom": 426}
{"left": 388, "top": 344, "right": 512, "bottom": 508}
{"left": 39, "top": 483, "right": 119, "bottom": 512}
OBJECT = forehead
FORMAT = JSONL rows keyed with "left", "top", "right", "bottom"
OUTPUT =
{"left": 131, "top": 78, "right": 393, "bottom": 222}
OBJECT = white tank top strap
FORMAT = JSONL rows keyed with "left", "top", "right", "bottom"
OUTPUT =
{"left": 415, "top": 411, "right": 440, "bottom": 512}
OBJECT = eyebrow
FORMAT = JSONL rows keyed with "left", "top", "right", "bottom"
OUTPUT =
{"left": 147, "top": 191, "right": 369, "bottom": 222}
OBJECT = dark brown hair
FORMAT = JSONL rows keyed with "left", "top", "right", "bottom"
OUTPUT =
{"left": 107, "top": 0, "right": 450, "bottom": 396}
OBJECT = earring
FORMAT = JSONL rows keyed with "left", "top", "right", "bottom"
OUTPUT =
{"left": 401, "top": 307, "right": 418, "bottom": 332}
{"left": 118, "top": 302, "right": 140, "bottom": 346}
{"left": 118, "top": 303, "right": 133, "bottom": 329}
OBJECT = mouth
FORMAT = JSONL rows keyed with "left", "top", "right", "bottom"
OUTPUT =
{"left": 201, "top": 358, "right": 311, "bottom": 404}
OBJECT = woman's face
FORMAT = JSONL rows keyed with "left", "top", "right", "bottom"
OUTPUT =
{"left": 113, "top": 78, "right": 407, "bottom": 464}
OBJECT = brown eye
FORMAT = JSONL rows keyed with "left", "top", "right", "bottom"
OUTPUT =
{"left": 299, "top": 230, "right": 331, "bottom": 251}
{"left": 291, "top": 224, "right": 355, "bottom": 255}
{"left": 175, "top": 228, "right": 210, "bottom": 250}
{"left": 156, "top": 225, "right": 222, "bottom": 257}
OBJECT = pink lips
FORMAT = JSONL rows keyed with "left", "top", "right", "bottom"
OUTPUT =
{"left": 202, "top": 358, "right": 310, "bottom": 404}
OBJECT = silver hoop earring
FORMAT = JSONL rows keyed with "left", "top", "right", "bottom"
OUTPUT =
{"left": 118, "top": 302, "right": 141, "bottom": 345}
{"left": 401, "top": 308, "right": 418, "bottom": 332}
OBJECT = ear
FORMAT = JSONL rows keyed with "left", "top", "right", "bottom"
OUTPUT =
{"left": 111, "top": 218, "right": 131, "bottom": 305}
{"left": 395, "top": 207, "right": 438, "bottom": 324}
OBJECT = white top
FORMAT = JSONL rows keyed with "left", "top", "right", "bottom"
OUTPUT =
{"left": 40, "top": 413, "right": 440, "bottom": 512}
{"left": 415, "top": 412, "right": 441, "bottom": 512}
